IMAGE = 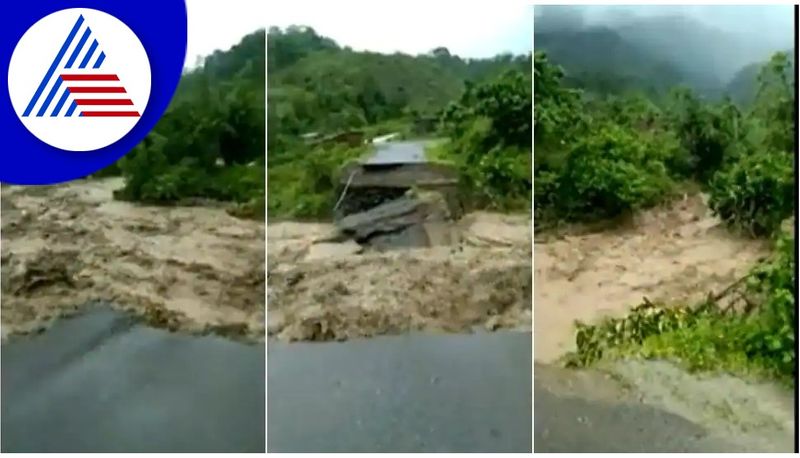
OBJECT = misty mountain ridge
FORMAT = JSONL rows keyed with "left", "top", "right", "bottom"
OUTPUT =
{"left": 534, "top": 9, "right": 791, "bottom": 99}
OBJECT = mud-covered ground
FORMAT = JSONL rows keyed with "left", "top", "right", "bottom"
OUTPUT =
{"left": 1, "top": 178, "right": 265, "bottom": 342}
{"left": 267, "top": 212, "right": 532, "bottom": 341}
{"left": 534, "top": 194, "right": 769, "bottom": 362}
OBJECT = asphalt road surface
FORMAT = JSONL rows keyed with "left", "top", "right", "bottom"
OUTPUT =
{"left": 1, "top": 307, "right": 265, "bottom": 453}
{"left": 268, "top": 331, "right": 532, "bottom": 452}
{"left": 535, "top": 383, "right": 722, "bottom": 452}
{"left": 365, "top": 141, "right": 429, "bottom": 165}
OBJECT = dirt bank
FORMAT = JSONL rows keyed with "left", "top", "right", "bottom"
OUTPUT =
{"left": 267, "top": 212, "right": 532, "bottom": 341}
{"left": 1, "top": 178, "right": 265, "bottom": 341}
{"left": 534, "top": 194, "right": 769, "bottom": 362}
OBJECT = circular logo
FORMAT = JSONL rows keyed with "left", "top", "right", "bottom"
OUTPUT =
{"left": 8, "top": 8, "right": 151, "bottom": 152}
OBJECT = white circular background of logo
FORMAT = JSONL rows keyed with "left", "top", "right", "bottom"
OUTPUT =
{"left": 8, "top": 8, "right": 151, "bottom": 152}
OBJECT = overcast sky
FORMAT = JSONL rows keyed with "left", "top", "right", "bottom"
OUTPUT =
{"left": 267, "top": 0, "right": 533, "bottom": 58}
{"left": 182, "top": 3, "right": 790, "bottom": 67}
{"left": 535, "top": 5, "right": 792, "bottom": 50}
{"left": 184, "top": 0, "right": 265, "bottom": 67}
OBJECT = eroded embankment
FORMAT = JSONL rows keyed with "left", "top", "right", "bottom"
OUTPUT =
{"left": 1, "top": 178, "right": 265, "bottom": 342}
{"left": 267, "top": 211, "right": 532, "bottom": 341}
{"left": 534, "top": 194, "right": 769, "bottom": 362}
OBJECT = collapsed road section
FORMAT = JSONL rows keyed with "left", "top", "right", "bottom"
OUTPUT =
{"left": 267, "top": 141, "right": 533, "bottom": 453}
{"left": 267, "top": 141, "right": 533, "bottom": 342}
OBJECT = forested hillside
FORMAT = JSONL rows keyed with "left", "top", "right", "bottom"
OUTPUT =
{"left": 107, "top": 30, "right": 266, "bottom": 218}
{"left": 268, "top": 26, "right": 531, "bottom": 218}
{"left": 534, "top": 27, "right": 685, "bottom": 96}
{"left": 268, "top": 26, "right": 529, "bottom": 148}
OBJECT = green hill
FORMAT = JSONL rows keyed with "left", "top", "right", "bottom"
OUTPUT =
{"left": 267, "top": 26, "right": 532, "bottom": 218}
{"left": 268, "top": 25, "right": 531, "bottom": 149}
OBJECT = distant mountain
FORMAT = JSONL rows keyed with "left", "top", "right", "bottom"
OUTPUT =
{"left": 534, "top": 12, "right": 790, "bottom": 98}
{"left": 725, "top": 51, "right": 795, "bottom": 106}
{"left": 534, "top": 27, "right": 685, "bottom": 95}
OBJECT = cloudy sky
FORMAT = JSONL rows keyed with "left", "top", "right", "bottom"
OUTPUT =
{"left": 182, "top": 3, "right": 790, "bottom": 67}
{"left": 184, "top": 0, "right": 265, "bottom": 67}
{"left": 183, "top": 0, "right": 532, "bottom": 67}
{"left": 534, "top": 5, "right": 792, "bottom": 51}
{"left": 267, "top": 0, "right": 533, "bottom": 58}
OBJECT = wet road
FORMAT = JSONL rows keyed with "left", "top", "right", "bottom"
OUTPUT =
{"left": 268, "top": 331, "right": 532, "bottom": 452}
{"left": 535, "top": 384, "right": 723, "bottom": 452}
{"left": 533, "top": 364, "right": 791, "bottom": 453}
{"left": 1, "top": 308, "right": 265, "bottom": 453}
{"left": 365, "top": 141, "right": 429, "bottom": 165}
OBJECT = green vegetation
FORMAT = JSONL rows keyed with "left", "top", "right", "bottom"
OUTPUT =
{"left": 267, "top": 144, "right": 367, "bottom": 219}
{"left": 267, "top": 26, "right": 532, "bottom": 218}
{"left": 535, "top": 49, "right": 796, "bottom": 381}
{"left": 437, "top": 70, "right": 532, "bottom": 211}
{"left": 101, "top": 30, "right": 266, "bottom": 218}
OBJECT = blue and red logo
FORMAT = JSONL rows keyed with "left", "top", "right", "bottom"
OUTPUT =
{"left": 2, "top": 1, "right": 186, "bottom": 185}
{"left": 23, "top": 14, "right": 141, "bottom": 120}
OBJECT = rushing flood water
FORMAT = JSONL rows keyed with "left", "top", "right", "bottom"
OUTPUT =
{"left": 1, "top": 178, "right": 265, "bottom": 342}
{"left": 534, "top": 194, "right": 768, "bottom": 362}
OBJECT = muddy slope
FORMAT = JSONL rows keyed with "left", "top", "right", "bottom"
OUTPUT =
{"left": 1, "top": 178, "right": 265, "bottom": 341}
{"left": 534, "top": 194, "right": 769, "bottom": 362}
{"left": 267, "top": 212, "right": 532, "bottom": 341}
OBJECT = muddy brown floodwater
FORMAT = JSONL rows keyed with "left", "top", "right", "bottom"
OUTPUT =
{"left": 267, "top": 211, "right": 532, "bottom": 341}
{"left": 1, "top": 178, "right": 265, "bottom": 342}
{"left": 534, "top": 194, "right": 769, "bottom": 362}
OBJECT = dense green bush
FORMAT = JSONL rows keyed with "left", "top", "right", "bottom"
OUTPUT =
{"left": 437, "top": 70, "right": 532, "bottom": 211}
{"left": 555, "top": 123, "right": 674, "bottom": 219}
{"left": 533, "top": 52, "right": 582, "bottom": 145}
{"left": 267, "top": 144, "right": 365, "bottom": 218}
{"left": 741, "top": 229, "right": 795, "bottom": 376}
{"left": 114, "top": 30, "right": 265, "bottom": 213}
{"left": 708, "top": 149, "right": 794, "bottom": 236}
{"left": 667, "top": 89, "right": 740, "bottom": 182}
{"left": 458, "top": 144, "right": 531, "bottom": 211}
